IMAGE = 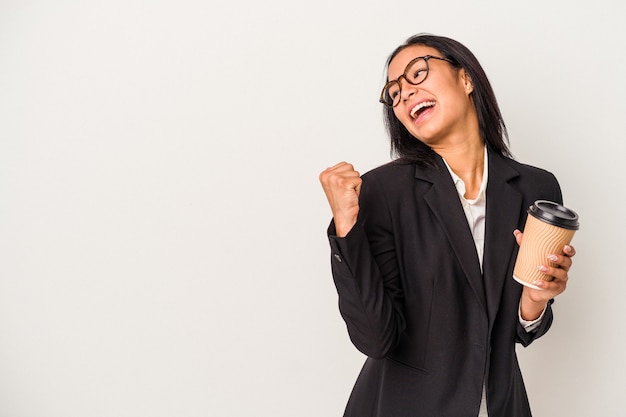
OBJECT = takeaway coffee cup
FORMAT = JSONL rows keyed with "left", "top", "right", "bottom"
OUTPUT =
{"left": 513, "top": 200, "right": 580, "bottom": 289}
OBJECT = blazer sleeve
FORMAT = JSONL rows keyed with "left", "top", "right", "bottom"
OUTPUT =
{"left": 327, "top": 173, "right": 406, "bottom": 359}
{"left": 516, "top": 299, "right": 554, "bottom": 346}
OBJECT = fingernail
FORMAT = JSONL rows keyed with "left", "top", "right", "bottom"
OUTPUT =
{"left": 564, "top": 245, "right": 572, "bottom": 253}
{"left": 533, "top": 281, "right": 544, "bottom": 287}
{"left": 547, "top": 255, "right": 558, "bottom": 262}
{"left": 537, "top": 265, "right": 549, "bottom": 273}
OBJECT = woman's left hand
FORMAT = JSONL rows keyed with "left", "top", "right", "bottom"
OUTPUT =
{"left": 513, "top": 229, "right": 576, "bottom": 320}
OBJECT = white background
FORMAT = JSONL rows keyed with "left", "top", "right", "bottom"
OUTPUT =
{"left": 0, "top": 1, "right": 624, "bottom": 416}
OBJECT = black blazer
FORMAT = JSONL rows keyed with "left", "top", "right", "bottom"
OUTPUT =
{"left": 327, "top": 151, "right": 563, "bottom": 417}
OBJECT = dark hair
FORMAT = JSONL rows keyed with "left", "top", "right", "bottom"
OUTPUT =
{"left": 383, "top": 34, "right": 511, "bottom": 166}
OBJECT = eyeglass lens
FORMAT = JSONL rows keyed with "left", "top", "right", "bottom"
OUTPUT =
{"left": 383, "top": 57, "right": 429, "bottom": 107}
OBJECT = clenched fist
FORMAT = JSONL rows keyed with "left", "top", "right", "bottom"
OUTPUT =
{"left": 319, "top": 162, "right": 362, "bottom": 237}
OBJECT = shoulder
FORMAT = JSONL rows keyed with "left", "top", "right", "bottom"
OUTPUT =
{"left": 362, "top": 160, "right": 415, "bottom": 179}
{"left": 496, "top": 154, "right": 559, "bottom": 183}
{"left": 360, "top": 160, "right": 421, "bottom": 192}
{"left": 355, "top": 161, "right": 419, "bottom": 211}
{"left": 493, "top": 154, "right": 562, "bottom": 202}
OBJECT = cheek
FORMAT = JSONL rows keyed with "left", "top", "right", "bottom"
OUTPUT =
{"left": 392, "top": 107, "right": 406, "bottom": 122}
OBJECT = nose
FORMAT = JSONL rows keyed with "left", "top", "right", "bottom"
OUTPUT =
{"left": 399, "top": 77, "right": 418, "bottom": 103}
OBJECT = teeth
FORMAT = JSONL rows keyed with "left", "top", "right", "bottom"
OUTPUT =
{"left": 410, "top": 101, "right": 435, "bottom": 118}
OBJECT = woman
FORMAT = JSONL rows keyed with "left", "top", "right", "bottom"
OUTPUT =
{"left": 319, "top": 34, "right": 576, "bottom": 417}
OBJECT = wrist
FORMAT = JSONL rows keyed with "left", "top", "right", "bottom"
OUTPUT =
{"left": 334, "top": 218, "right": 357, "bottom": 238}
{"left": 520, "top": 290, "right": 548, "bottom": 321}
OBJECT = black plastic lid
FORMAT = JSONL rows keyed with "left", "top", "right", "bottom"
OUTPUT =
{"left": 528, "top": 200, "right": 579, "bottom": 230}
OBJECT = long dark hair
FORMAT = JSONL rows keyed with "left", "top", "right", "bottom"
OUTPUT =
{"left": 383, "top": 34, "right": 511, "bottom": 166}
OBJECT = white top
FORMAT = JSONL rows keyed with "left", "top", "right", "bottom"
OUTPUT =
{"left": 441, "top": 151, "right": 488, "bottom": 270}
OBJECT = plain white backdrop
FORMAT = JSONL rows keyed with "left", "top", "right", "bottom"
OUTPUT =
{"left": 1, "top": 1, "right": 624, "bottom": 416}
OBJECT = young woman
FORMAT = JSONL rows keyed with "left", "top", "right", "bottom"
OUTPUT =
{"left": 319, "top": 34, "right": 576, "bottom": 417}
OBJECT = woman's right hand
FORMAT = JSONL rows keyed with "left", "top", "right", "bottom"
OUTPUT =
{"left": 319, "top": 162, "right": 362, "bottom": 237}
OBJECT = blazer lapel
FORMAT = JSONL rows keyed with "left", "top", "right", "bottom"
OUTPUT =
{"left": 483, "top": 152, "right": 523, "bottom": 324}
{"left": 415, "top": 157, "right": 487, "bottom": 312}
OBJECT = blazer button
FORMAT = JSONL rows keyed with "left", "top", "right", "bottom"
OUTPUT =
{"left": 333, "top": 253, "right": 343, "bottom": 263}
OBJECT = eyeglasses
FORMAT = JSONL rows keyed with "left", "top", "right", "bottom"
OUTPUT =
{"left": 379, "top": 55, "right": 456, "bottom": 107}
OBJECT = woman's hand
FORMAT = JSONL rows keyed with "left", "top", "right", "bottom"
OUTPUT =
{"left": 513, "top": 229, "right": 577, "bottom": 321}
{"left": 319, "top": 162, "right": 362, "bottom": 237}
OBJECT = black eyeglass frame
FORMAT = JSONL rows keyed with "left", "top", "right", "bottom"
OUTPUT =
{"left": 379, "top": 55, "right": 456, "bottom": 107}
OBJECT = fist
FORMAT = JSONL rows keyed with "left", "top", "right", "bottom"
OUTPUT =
{"left": 319, "top": 162, "right": 362, "bottom": 237}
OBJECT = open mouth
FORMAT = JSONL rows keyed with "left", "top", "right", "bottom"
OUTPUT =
{"left": 410, "top": 101, "right": 435, "bottom": 119}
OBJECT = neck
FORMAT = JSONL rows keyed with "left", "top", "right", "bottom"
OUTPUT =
{"left": 435, "top": 139, "right": 485, "bottom": 199}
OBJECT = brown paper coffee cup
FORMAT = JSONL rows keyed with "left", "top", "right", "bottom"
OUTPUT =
{"left": 513, "top": 200, "right": 579, "bottom": 289}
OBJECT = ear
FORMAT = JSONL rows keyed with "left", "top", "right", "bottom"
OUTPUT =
{"left": 460, "top": 70, "right": 473, "bottom": 94}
